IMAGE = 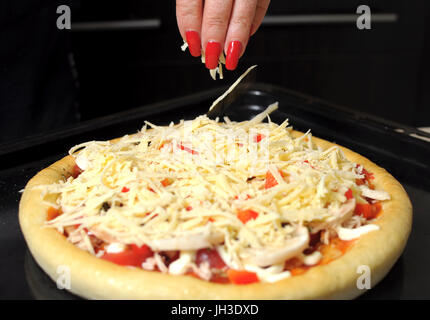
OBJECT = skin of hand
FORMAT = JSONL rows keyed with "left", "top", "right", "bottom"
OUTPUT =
{"left": 176, "top": 0, "right": 270, "bottom": 71}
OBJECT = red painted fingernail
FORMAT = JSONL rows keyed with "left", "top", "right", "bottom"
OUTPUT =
{"left": 205, "top": 41, "right": 221, "bottom": 69}
{"left": 185, "top": 31, "right": 201, "bottom": 57}
{"left": 225, "top": 41, "right": 242, "bottom": 71}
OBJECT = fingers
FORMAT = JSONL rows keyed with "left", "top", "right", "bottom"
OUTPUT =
{"left": 176, "top": 0, "right": 203, "bottom": 57}
{"left": 176, "top": 0, "right": 271, "bottom": 70}
{"left": 224, "top": 0, "right": 258, "bottom": 70}
{"left": 201, "top": 0, "right": 234, "bottom": 69}
{"left": 250, "top": 0, "right": 270, "bottom": 36}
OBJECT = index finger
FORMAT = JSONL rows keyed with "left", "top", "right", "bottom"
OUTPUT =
{"left": 176, "top": 0, "right": 203, "bottom": 57}
{"left": 201, "top": 0, "right": 234, "bottom": 69}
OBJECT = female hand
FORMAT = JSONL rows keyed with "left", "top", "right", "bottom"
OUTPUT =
{"left": 176, "top": 0, "right": 270, "bottom": 71}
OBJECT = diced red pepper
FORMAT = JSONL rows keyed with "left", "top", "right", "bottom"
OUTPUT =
{"left": 265, "top": 170, "right": 278, "bottom": 189}
{"left": 362, "top": 167, "right": 374, "bottom": 180}
{"left": 356, "top": 178, "right": 365, "bottom": 186}
{"left": 237, "top": 209, "right": 259, "bottom": 223}
{"left": 355, "top": 165, "right": 375, "bottom": 187}
{"left": 177, "top": 143, "right": 198, "bottom": 155}
{"left": 354, "top": 202, "right": 381, "bottom": 219}
{"left": 254, "top": 133, "right": 265, "bottom": 143}
{"left": 186, "top": 206, "right": 193, "bottom": 211}
{"left": 161, "top": 178, "right": 173, "bottom": 187}
{"left": 196, "top": 248, "right": 227, "bottom": 269}
{"left": 47, "top": 207, "right": 61, "bottom": 221}
{"left": 130, "top": 244, "right": 153, "bottom": 257}
{"left": 344, "top": 188, "right": 353, "bottom": 200}
{"left": 264, "top": 169, "right": 286, "bottom": 189}
{"left": 101, "top": 244, "right": 153, "bottom": 267}
{"left": 227, "top": 269, "right": 259, "bottom": 284}
{"left": 354, "top": 203, "right": 372, "bottom": 218}
{"left": 71, "top": 164, "right": 83, "bottom": 179}
{"left": 121, "top": 186, "right": 130, "bottom": 193}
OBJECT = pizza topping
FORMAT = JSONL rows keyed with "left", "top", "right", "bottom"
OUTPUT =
{"left": 227, "top": 269, "right": 259, "bottom": 285}
{"left": 264, "top": 168, "right": 286, "bottom": 189}
{"left": 145, "top": 226, "right": 224, "bottom": 251}
{"left": 71, "top": 164, "right": 83, "bottom": 179}
{"left": 302, "top": 251, "right": 323, "bottom": 266}
{"left": 254, "top": 133, "right": 265, "bottom": 143}
{"left": 344, "top": 188, "right": 353, "bottom": 200}
{"left": 244, "top": 264, "right": 291, "bottom": 283}
{"left": 309, "top": 199, "right": 356, "bottom": 233}
{"left": 240, "top": 225, "right": 309, "bottom": 267}
{"left": 337, "top": 224, "right": 379, "bottom": 241}
{"left": 101, "top": 244, "right": 153, "bottom": 267}
{"left": 105, "top": 242, "right": 126, "bottom": 254}
{"left": 38, "top": 86, "right": 391, "bottom": 283}
{"left": 237, "top": 209, "right": 259, "bottom": 223}
{"left": 168, "top": 251, "right": 195, "bottom": 275}
{"left": 360, "top": 186, "right": 390, "bottom": 201}
{"left": 75, "top": 154, "right": 89, "bottom": 171}
{"left": 354, "top": 202, "right": 382, "bottom": 220}
{"left": 47, "top": 207, "right": 61, "bottom": 221}
{"left": 196, "top": 248, "right": 227, "bottom": 269}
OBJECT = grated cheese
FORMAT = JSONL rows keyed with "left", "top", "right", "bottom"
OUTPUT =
{"left": 37, "top": 68, "right": 391, "bottom": 283}
{"left": 337, "top": 224, "right": 380, "bottom": 241}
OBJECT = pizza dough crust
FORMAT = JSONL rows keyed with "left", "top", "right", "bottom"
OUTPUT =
{"left": 19, "top": 131, "right": 412, "bottom": 299}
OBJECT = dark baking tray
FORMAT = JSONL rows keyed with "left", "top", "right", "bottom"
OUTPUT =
{"left": 1, "top": 83, "right": 429, "bottom": 299}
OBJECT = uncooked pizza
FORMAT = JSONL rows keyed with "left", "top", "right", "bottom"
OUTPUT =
{"left": 19, "top": 86, "right": 412, "bottom": 300}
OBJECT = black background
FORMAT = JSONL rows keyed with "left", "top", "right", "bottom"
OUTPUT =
{"left": 70, "top": 1, "right": 430, "bottom": 126}
{"left": 1, "top": 0, "right": 430, "bottom": 301}
{"left": 1, "top": 0, "right": 430, "bottom": 141}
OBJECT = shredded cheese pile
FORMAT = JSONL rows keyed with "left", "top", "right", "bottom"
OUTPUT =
{"left": 39, "top": 103, "right": 389, "bottom": 282}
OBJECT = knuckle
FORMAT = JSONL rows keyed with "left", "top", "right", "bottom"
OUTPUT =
{"left": 205, "top": 15, "right": 228, "bottom": 29}
{"left": 179, "top": 5, "right": 199, "bottom": 20}
{"left": 177, "top": 0, "right": 201, "bottom": 20}
{"left": 257, "top": 0, "right": 270, "bottom": 11}
{"left": 232, "top": 15, "right": 251, "bottom": 28}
